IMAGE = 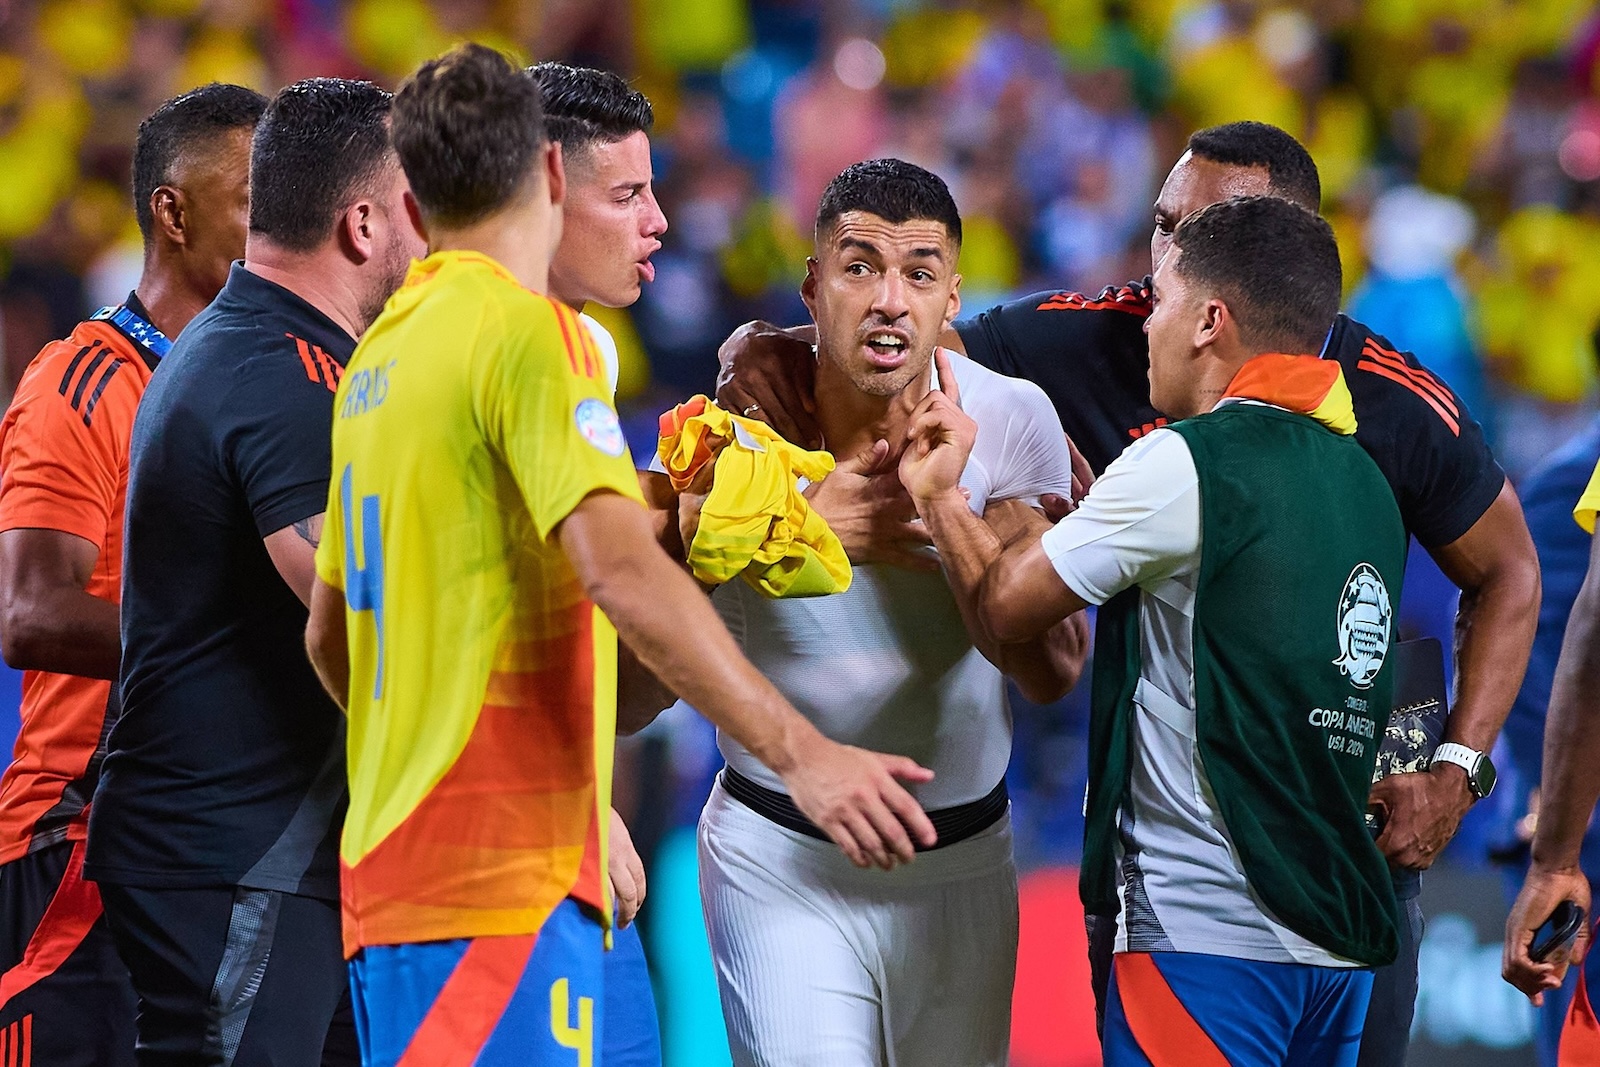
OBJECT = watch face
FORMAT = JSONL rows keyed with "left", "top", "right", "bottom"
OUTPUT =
{"left": 1473, "top": 755, "right": 1497, "bottom": 799}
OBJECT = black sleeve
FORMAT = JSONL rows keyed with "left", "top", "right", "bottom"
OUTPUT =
{"left": 223, "top": 356, "right": 338, "bottom": 537}
{"left": 954, "top": 282, "right": 1162, "bottom": 475}
{"left": 1342, "top": 325, "right": 1506, "bottom": 549}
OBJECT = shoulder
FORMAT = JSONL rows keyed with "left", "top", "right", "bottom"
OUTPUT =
{"left": 1330, "top": 315, "right": 1466, "bottom": 436}
{"left": 10, "top": 322, "right": 147, "bottom": 436}
{"left": 506, "top": 292, "right": 609, "bottom": 383}
{"left": 1029, "top": 279, "right": 1153, "bottom": 318}
{"left": 961, "top": 279, "right": 1151, "bottom": 336}
{"left": 1096, "top": 427, "right": 1197, "bottom": 497}
{"left": 952, "top": 352, "right": 1058, "bottom": 421}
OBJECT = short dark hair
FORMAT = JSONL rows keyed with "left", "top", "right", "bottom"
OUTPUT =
{"left": 1187, "top": 121, "right": 1322, "bottom": 211}
{"left": 1170, "top": 195, "right": 1341, "bottom": 354}
{"left": 393, "top": 44, "right": 546, "bottom": 228}
{"left": 133, "top": 83, "right": 267, "bottom": 242}
{"left": 249, "top": 78, "right": 394, "bottom": 252}
{"left": 815, "top": 158, "right": 962, "bottom": 246}
{"left": 527, "top": 62, "right": 653, "bottom": 165}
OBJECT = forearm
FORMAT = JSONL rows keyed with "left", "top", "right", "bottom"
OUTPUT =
{"left": 305, "top": 578, "right": 350, "bottom": 712}
{"left": 0, "top": 587, "right": 119, "bottom": 679}
{"left": 1532, "top": 583, "right": 1600, "bottom": 870}
{"left": 616, "top": 641, "right": 675, "bottom": 735}
{"left": 919, "top": 492, "right": 1083, "bottom": 702}
{"left": 1431, "top": 484, "right": 1540, "bottom": 753}
{"left": 636, "top": 470, "right": 683, "bottom": 558}
{"left": 594, "top": 552, "right": 816, "bottom": 770}
{"left": 564, "top": 499, "right": 819, "bottom": 774}
{"left": 1444, "top": 569, "right": 1539, "bottom": 753}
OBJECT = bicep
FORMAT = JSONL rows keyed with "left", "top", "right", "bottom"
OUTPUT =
{"left": 225, "top": 373, "right": 338, "bottom": 539}
{"left": 990, "top": 384, "right": 1076, "bottom": 504}
{"left": 1425, "top": 481, "right": 1533, "bottom": 592}
{"left": 263, "top": 513, "right": 323, "bottom": 608}
{"left": 1039, "top": 431, "right": 1200, "bottom": 602}
{"left": 1366, "top": 369, "right": 1505, "bottom": 550}
{"left": 0, "top": 528, "right": 100, "bottom": 602}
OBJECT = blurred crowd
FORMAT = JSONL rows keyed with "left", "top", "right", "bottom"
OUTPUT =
{"left": 3, "top": 0, "right": 1600, "bottom": 479}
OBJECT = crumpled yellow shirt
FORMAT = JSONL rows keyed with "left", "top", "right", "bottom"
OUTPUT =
{"left": 657, "top": 396, "right": 852, "bottom": 598}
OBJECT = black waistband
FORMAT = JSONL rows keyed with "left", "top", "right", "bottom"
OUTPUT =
{"left": 720, "top": 766, "right": 1007, "bottom": 852}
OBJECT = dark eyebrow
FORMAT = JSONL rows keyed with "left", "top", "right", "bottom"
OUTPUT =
{"left": 909, "top": 247, "right": 945, "bottom": 262}
{"left": 839, "top": 237, "right": 881, "bottom": 256}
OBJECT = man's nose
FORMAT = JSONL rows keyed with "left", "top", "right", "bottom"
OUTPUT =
{"left": 872, "top": 273, "right": 911, "bottom": 320}
{"left": 642, "top": 187, "right": 667, "bottom": 239}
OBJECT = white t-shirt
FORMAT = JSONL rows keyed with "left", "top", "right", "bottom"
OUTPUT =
{"left": 707, "top": 352, "right": 1076, "bottom": 809}
{"left": 1040, "top": 422, "right": 1359, "bottom": 968}
{"left": 579, "top": 311, "right": 621, "bottom": 400}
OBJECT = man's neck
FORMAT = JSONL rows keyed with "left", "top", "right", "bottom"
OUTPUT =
{"left": 131, "top": 256, "right": 217, "bottom": 339}
{"left": 813, "top": 350, "right": 933, "bottom": 458}
{"left": 243, "top": 239, "right": 365, "bottom": 341}
{"left": 1184, "top": 339, "right": 1264, "bottom": 416}
{"left": 431, "top": 202, "right": 553, "bottom": 296}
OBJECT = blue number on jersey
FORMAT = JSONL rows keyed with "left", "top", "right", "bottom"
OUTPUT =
{"left": 340, "top": 464, "right": 385, "bottom": 700}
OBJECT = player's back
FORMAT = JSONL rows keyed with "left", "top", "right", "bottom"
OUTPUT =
{"left": 321, "top": 250, "right": 640, "bottom": 953}
{"left": 0, "top": 314, "right": 154, "bottom": 862}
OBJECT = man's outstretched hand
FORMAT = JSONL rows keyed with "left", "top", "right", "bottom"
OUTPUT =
{"left": 716, "top": 321, "right": 821, "bottom": 448}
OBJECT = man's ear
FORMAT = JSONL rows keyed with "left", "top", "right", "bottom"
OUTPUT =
{"left": 1193, "top": 297, "right": 1228, "bottom": 352}
{"left": 545, "top": 140, "right": 565, "bottom": 210}
{"left": 339, "top": 201, "right": 377, "bottom": 264}
{"left": 151, "top": 186, "right": 187, "bottom": 247}
{"left": 800, "top": 257, "right": 819, "bottom": 315}
{"left": 944, "top": 271, "right": 962, "bottom": 331}
{"left": 402, "top": 189, "right": 429, "bottom": 246}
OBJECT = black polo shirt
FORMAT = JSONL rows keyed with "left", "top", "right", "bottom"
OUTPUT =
{"left": 87, "top": 263, "right": 352, "bottom": 899}
{"left": 956, "top": 280, "right": 1506, "bottom": 549}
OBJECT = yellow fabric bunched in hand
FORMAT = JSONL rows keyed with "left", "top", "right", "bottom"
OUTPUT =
{"left": 657, "top": 396, "right": 852, "bottom": 597}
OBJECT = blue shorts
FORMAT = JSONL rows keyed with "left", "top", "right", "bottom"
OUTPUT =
{"left": 1105, "top": 951, "right": 1373, "bottom": 1067}
{"left": 603, "top": 920, "right": 661, "bottom": 1067}
{"left": 349, "top": 898, "right": 604, "bottom": 1067}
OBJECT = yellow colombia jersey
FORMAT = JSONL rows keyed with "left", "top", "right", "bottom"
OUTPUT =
{"left": 1577, "top": 459, "right": 1600, "bottom": 534}
{"left": 315, "top": 250, "right": 643, "bottom": 956}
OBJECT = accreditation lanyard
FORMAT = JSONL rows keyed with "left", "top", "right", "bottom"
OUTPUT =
{"left": 91, "top": 302, "right": 172, "bottom": 363}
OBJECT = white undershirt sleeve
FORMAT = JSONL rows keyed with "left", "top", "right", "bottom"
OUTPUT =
{"left": 983, "top": 376, "right": 1076, "bottom": 506}
{"left": 1037, "top": 428, "right": 1201, "bottom": 606}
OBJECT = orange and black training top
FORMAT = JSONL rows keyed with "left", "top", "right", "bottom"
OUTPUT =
{"left": 0, "top": 294, "right": 163, "bottom": 865}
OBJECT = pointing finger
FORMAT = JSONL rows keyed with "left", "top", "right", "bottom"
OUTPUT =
{"left": 933, "top": 347, "right": 961, "bottom": 410}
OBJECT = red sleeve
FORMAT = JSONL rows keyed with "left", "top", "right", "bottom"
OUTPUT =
{"left": 0, "top": 340, "right": 137, "bottom": 548}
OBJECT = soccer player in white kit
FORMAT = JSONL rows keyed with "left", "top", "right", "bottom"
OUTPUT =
{"left": 688, "top": 159, "right": 1089, "bottom": 1067}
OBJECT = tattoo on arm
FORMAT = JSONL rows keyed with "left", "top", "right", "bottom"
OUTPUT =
{"left": 293, "top": 515, "right": 323, "bottom": 549}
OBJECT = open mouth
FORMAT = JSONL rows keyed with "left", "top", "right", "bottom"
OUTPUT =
{"left": 637, "top": 258, "right": 656, "bottom": 283}
{"left": 863, "top": 330, "right": 909, "bottom": 366}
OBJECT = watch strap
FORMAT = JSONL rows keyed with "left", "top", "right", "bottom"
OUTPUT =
{"left": 1432, "top": 742, "right": 1486, "bottom": 796}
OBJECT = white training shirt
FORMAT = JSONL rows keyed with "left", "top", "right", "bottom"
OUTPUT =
{"left": 707, "top": 351, "right": 1076, "bottom": 810}
{"left": 1040, "top": 419, "right": 1358, "bottom": 967}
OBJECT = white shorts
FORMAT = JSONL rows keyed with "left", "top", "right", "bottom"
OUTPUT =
{"left": 698, "top": 774, "right": 1019, "bottom": 1067}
